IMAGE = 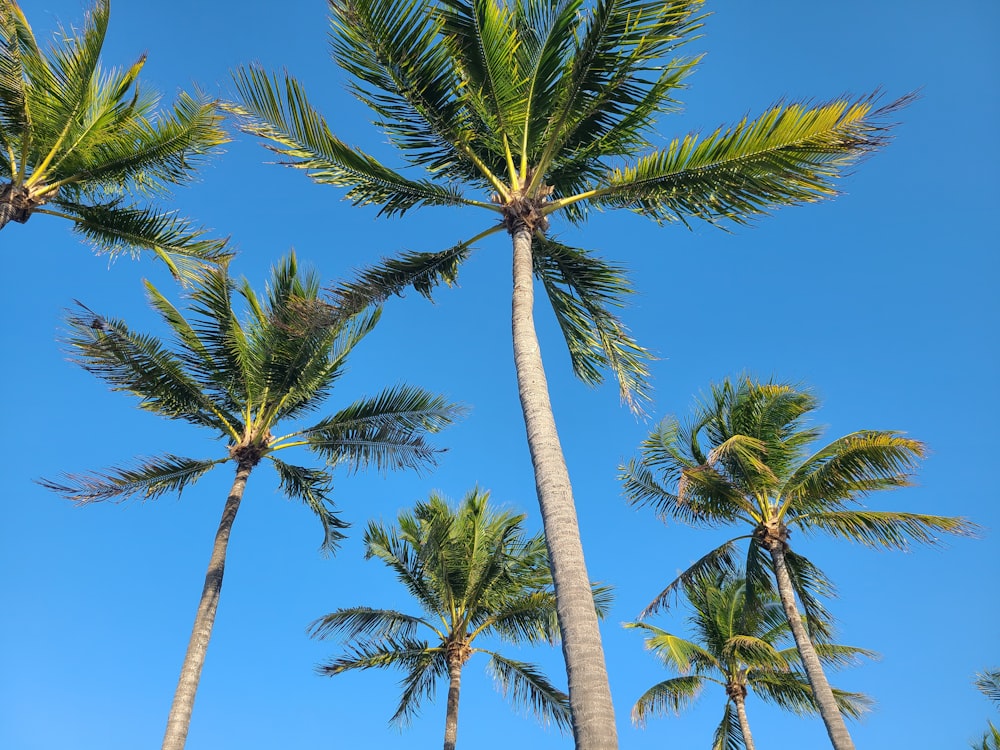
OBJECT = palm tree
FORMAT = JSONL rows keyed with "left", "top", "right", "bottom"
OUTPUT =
{"left": 973, "top": 669, "right": 1000, "bottom": 750}
{"left": 620, "top": 377, "right": 978, "bottom": 750}
{"left": 39, "top": 253, "right": 461, "bottom": 750}
{"left": 627, "top": 571, "right": 872, "bottom": 750}
{"left": 1, "top": 0, "right": 228, "bottom": 279}
{"left": 310, "top": 487, "right": 610, "bottom": 750}
{"left": 230, "top": 3, "right": 912, "bottom": 744}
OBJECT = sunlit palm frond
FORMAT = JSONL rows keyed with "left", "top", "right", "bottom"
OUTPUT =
{"left": 38, "top": 454, "right": 223, "bottom": 504}
{"left": 533, "top": 234, "right": 651, "bottom": 411}
{"left": 587, "top": 95, "right": 912, "bottom": 226}
{"left": 631, "top": 674, "right": 706, "bottom": 725}
{"left": 54, "top": 200, "right": 231, "bottom": 281}
{"left": 625, "top": 622, "right": 717, "bottom": 674}
{"left": 793, "top": 510, "right": 979, "bottom": 550}
{"left": 230, "top": 64, "right": 470, "bottom": 216}
{"left": 485, "top": 651, "right": 572, "bottom": 730}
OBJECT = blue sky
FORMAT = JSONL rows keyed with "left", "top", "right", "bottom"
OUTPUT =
{"left": 2, "top": 1, "right": 998, "bottom": 749}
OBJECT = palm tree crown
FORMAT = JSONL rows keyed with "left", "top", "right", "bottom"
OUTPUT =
{"left": 620, "top": 376, "right": 977, "bottom": 750}
{"left": 40, "top": 253, "right": 462, "bottom": 750}
{"left": 1, "top": 0, "right": 228, "bottom": 279}
{"left": 627, "top": 572, "right": 872, "bottom": 750}
{"left": 231, "top": 3, "right": 915, "bottom": 746}
{"left": 311, "top": 488, "right": 607, "bottom": 749}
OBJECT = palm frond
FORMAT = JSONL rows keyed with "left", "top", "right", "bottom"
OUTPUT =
{"left": 38, "top": 453, "right": 223, "bottom": 504}
{"left": 975, "top": 669, "right": 1000, "bottom": 707}
{"left": 753, "top": 670, "right": 873, "bottom": 719}
{"left": 793, "top": 509, "right": 979, "bottom": 550}
{"left": 638, "top": 539, "right": 742, "bottom": 618}
{"left": 711, "top": 700, "right": 743, "bottom": 750}
{"left": 268, "top": 457, "right": 347, "bottom": 553}
{"left": 631, "top": 674, "right": 705, "bottom": 724}
{"left": 625, "top": 621, "right": 717, "bottom": 674}
{"left": 55, "top": 200, "right": 231, "bottom": 281}
{"left": 302, "top": 385, "right": 463, "bottom": 474}
{"left": 308, "top": 606, "right": 429, "bottom": 642}
{"left": 485, "top": 652, "right": 572, "bottom": 731}
{"left": 230, "top": 64, "right": 470, "bottom": 216}
{"left": 533, "top": 234, "right": 652, "bottom": 411}
{"left": 586, "top": 94, "right": 912, "bottom": 226}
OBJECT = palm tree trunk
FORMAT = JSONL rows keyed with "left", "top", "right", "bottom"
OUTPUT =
{"left": 161, "top": 461, "right": 252, "bottom": 750}
{"left": 769, "top": 542, "right": 855, "bottom": 750}
{"left": 443, "top": 656, "right": 463, "bottom": 750}
{"left": 733, "top": 695, "right": 757, "bottom": 750}
{"left": 510, "top": 225, "right": 618, "bottom": 750}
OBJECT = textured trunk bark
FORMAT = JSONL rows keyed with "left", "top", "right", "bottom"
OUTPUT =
{"left": 0, "top": 182, "right": 33, "bottom": 228}
{"left": 161, "top": 462, "right": 252, "bottom": 750}
{"left": 443, "top": 657, "right": 462, "bottom": 750}
{"left": 733, "top": 694, "right": 756, "bottom": 750}
{"left": 769, "top": 542, "right": 855, "bottom": 750}
{"left": 509, "top": 226, "right": 618, "bottom": 750}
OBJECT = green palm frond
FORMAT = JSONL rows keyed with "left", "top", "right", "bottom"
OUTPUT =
{"left": 301, "top": 385, "right": 463, "bottom": 473}
{"left": 639, "top": 539, "right": 743, "bottom": 618}
{"left": 625, "top": 622, "right": 717, "bottom": 674}
{"left": 308, "top": 606, "right": 431, "bottom": 642}
{"left": 632, "top": 675, "right": 706, "bottom": 724}
{"left": 364, "top": 518, "right": 447, "bottom": 615}
{"left": 229, "top": 64, "right": 472, "bottom": 216}
{"left": 268, "top": 457, "right": 347, "bottom": 552}
{"left": 711, "top": 700, "right": 743, "bottom": 750}
{"left": 63, "top": 301, "right": 238, "bottom": 436}
{"left": 793, "top": 510, "right": 980, "bottom": 550}
{"left": 532, "top": 234, "right": 651, "bottom": 410}
{"left": 753, "top": 670, "right": 873, "bottom": 719}
{"left": 804, "top": 643, "right": 879, "bottom": 670}
{"left": 38, "top": 454, "right": 223, "bottom": 504}
{"left": 779, "top": 549, "right": 836, "bottom": 639}
{"left": 391, "top": 647, "right": 450, "bottom": 726}
{"left": 484, "top": 651, "right": 572, "bottom": 730}
{"left": 972, "top": 722, "right": 1000, "bottom": 750}
{"left": 53, "top": 200, "right": 231, "bottom": 281}
{"left": 584, "top": 95, "right": 912, "bottom": 226}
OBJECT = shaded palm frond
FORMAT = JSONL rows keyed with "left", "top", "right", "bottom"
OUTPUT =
{"left": 638, "top": 539, "right": 743, "bottom": 618}
{"left": 38, "top": 454, "right": 222, "bottom": 504}
{"left": 631, "top": 674, "right": 706, "bottom": 725}
{"left": 308, "top": 606, "right": 430, "bottom": 642}
{"left": 711, "top": 700, "right": 744, "bottom": 750}
{"left": 268, "top": 457, "right": 347, "bottom": 553}
{"left": 485, "top": 651, "right": 572, "bottom": 731}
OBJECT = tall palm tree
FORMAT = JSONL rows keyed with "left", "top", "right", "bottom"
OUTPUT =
{"left": 620, "top": 377, "right": 978, "bottom": 750}
{"left": 0, "top": 0, "right": 228, "bottom": 279}
{"left": 39, "top": 254, "right": 461, "bottom": 750}
{"left": 310, "top": 488, "right": 610, "bottom": 750}
{"left": 627, "top": 572, "right": 872, "bottom": 750}
{"left": 230, "top": 3, "right": 912, "bottom": 744}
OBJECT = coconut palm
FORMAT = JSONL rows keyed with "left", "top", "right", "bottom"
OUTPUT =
{"left": 230, "top": 2, "right": 912, "bottom": 744}
{"left": 39, "top": 253, "right": 461, "bottom": 750}
{"left": 311, "top": 488, "right": 610, "bottom": 750}
{"left": 627, "top": 571, "right": 872, "bottom": 750}
{"left": 0, "top": 0, "right": 228, "bottom": 279}
{"left": 620, "top": 377, "right": 977, "bottom": 750}
{"left": 973, "top": 669, "right": 1000, "bottom": 750}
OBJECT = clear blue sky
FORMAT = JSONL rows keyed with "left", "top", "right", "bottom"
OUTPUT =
{"left": 2, "top": 1, "right": 998, "bottom": 748}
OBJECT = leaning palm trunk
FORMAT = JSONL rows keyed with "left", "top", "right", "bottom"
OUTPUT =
{"left": 510, "top": 226, "right": 618, "bottom": 749}
{"left": 732, "top": 694, "right": 757, "bottom": 750}
{"left": 161, "top": 462, "right": 252, "bottom": 750}
{"left": 768, "top": 541, "right": 855, "bottom": 750}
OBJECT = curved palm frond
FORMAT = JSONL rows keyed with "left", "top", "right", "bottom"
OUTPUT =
{"left": 268, "top": 457, "right": 347, "bottom": 553}
{"left": 484, "top": 651, "right": 572, "bottom": 730}
{"left": 792, "top": 509, "right": 979, "bottom": 550}
{"left": 308, "top": 606, "right": 432, "bottom": 642}
{"left": 711, "top": 700, "right": 743, "bottom": 750}
{"left": 632, "top": 674, "right": 706, "bottom": 724}
{"left": 976, "top": 670, "right": 1000, "bottom": 707}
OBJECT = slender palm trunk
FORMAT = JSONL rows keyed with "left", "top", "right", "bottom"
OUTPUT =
{"left": 510, "top": 226, "right": 618, "bottom": 750}
{"left": 732, "top": 695, "right": 756, "bottom": 750}
{"left": 769, "top": 542, "right": 855, "bottom": 750}
{"left": 161, "top": 461, "right": 252, "bottom": 750}
{"left": 443, "top": 657, "right": 463, "bottom": 750}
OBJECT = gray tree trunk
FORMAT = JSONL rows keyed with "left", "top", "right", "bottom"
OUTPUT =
{"left": 509, "top": 225, "right": 618, "bottom": 750}
{"left": 733, "top": 695, "right": 756, "bottom": 750}
{"left": 769, "top": 542, "right": 856, "bottom": 750}
{"left": 160, "top": 461, "right": 252, "bottom": 750}
{"left": 443, "top": 657, "right": 462, "bottom": 750}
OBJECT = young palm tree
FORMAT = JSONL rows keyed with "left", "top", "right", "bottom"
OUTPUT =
{"left": 230, "top": 2, "right": 912, "bottom": 744}
{"left": 311, "top": 488, "right": 610, "bottom": 750}
{"left": 619, "top": 377, "right": 977, "bottom": 750}
{"left": 0, "top": 0, "right": 228, "bottom": 279}
{"left": 627, "top": 572, "right": 872, "bottom": 750}
{"left": 39, "top": 254, "right": 461, "bottom": 750}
